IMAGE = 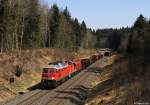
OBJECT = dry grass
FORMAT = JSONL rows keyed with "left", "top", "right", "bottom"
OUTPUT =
{"left": 86, "top": 56, "right": 150, "bottom": 105}
{"left": 0, "top": 48, "right": 97, "bottom": 103}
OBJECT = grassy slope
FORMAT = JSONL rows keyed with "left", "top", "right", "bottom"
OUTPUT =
{"left": 0, "top": 48, "right": 97, "bottom": 103}
{"left": 86, "top": 55, "right": 150, "bottom": 105}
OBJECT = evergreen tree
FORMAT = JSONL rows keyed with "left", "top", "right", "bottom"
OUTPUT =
{"left": 0, "top": 1, "right": 96, "bottom": 52}
{"left": 47, "top": 4, "right": 60, "bottom": 47}
{"left": 24, "top": 0, "right": 41, "bottom": 48}
{"left": 80, "top": 21, "right": 87, "bottom": 48}
{"left": 55, "top": 13, "right": 76, "bottom": 51}
{"left": 0, "top": 0, "right": 5, "bottom": 52}
{"left": 133, "top": 14, "right": 147, "bottom": 30}
{"left": 108, "top": 30, "right": 121, "bottom": 51}
{"left": 129, "top": 14, "right": 147, "bottom": 55}
{"left": 126, "top": 33, "right": 133, "bottom": 54}
{"left": 63, "top": 8, "right": 76, "bottom": 50}
{"left": 63, "top": 6, "right": 71, "bottom": 20}
{"left": 85, "top": 29, "right": 95, "bottom": 49}
{"left": 73, "top": 18, "right": 81, "bottom": 49}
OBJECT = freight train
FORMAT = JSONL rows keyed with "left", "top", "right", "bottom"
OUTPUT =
{"left": 41, "top": 53, "right": 103, "bottom": 88}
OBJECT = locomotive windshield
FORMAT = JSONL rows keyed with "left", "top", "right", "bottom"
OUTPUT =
{"left": 43, "top": 68, "right": 56, "bottom": 74}
{"left": 49, "top": 69, "right": 56, "bottom": 74}
{"left": 43, "top": 68, "right": 48, "bottom": 73}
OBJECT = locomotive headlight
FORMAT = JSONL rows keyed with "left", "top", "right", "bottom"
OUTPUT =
{"left": 51, "top": 77, "right": 55, "bottom": 80}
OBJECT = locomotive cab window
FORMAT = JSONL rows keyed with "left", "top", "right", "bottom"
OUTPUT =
{"left": 49, "top": 69, "right": 56, "bottom": 74}
{"left": 43, "top": 68, "right": 48, "bottom": 73}
{"left": 43, "top": 68, "right": 56, "bottom": 74}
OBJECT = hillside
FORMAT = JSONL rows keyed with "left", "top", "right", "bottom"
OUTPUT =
{"left": 0, "top": 48, "right": 97, "bottom": 103}
{"left": 85, "top": 56, "right": 150, "bottom": 105}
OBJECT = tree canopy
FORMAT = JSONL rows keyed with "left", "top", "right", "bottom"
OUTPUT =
{"left": 0, "top": 0, "right": 150, "bottom": 56}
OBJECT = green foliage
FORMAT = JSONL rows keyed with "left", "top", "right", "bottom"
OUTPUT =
{"left": 23, "top": 0, "right": 41, "bottom": 48}
{"left": 63, "top": 6, "right": 71, "bottom": 20}
{"left": 3, "top": 0, "right": 16, "bottom": 51}
{"left": 108, "top": 30, "right": 121, "bottom": 51}
{"left": 47, "top": 4, "right": 60, "bottom": 47}
{"left": 127, "top": 15, "right": 150, "bottom": 56}
{"left": 126, "top": 33, "right": 133, "bottom": 54}
{"left": 94, "top": 28, "right": 129, "bottom": 51}
{"left": 126, "top": 14, "right": 150, "bottom": 74}
{"left": 35, "top": 66, "right": 41, "bottom": 73}
{"left": 0, "top": 0, "right": 5, "bottom": 52}
{"left": 73, "top": 18, "right": 81, "bottom": 49}
{"left": 0, "top": 0, "right": 91, "bottom": 52}
{"left": 55, "top": 13, "right": 76, "bottom": 51}
{"left": 133, "top": 14, "right": 147, "bottom": 30}
{"left": 1, "top": 0, "right": 150, "bottom": 56}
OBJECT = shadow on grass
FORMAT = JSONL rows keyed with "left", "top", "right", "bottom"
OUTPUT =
{"left": 55, "top": 85, "right": 91, "bottom": 105}
{"left": 27, "top": 82, "right": 54, "bottom": 90}
{"left": 27, "top": 82, "right": 42, "bottom": 91}
{"left": 55, "top": 77, "right": 125, "bottom": 105}
{"left": 27, "top": 81, "right": 65, "bottom": 91}
{"left": 86, "top": 67, "right": 103, "bottom": 74}
{"left": 88, "top": 78, "right": 115, "bottom": 99}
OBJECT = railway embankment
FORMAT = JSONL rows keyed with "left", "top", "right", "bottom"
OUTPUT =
{"left": 85, "top": 55, "right": 150, "bottom": 105}
{"left": 0, "top": 48, "right": 97, "bottom": 103}
{"left": 3, "top": 55, "right": 111, "bottom": 105}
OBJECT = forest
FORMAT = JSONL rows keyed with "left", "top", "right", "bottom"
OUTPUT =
{"left": 0, "top": 0, "right": 94, "bottom": 52}
{"left": 0, "top": 0, "right": 128, "bottom": 52}
{"left": 0, "top": 0, "right": 150, "bottom": 61}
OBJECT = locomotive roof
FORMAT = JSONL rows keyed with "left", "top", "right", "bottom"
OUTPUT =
{"left": 48, "top": 61, "right": 63, "bottom": 65}
{"left": 45, "top": 62, "right": 68, "bottom": 69}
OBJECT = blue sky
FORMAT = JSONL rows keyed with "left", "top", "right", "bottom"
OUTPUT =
{"left": 41, "top": 0, "right": 150, "bottom": 29}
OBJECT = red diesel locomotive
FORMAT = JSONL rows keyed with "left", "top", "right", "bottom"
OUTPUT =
{"left": 41, "top": 53, "right": 102, "bottom": 88}
{"left": 41, "top": 61, "right": 76, "bottom": 87}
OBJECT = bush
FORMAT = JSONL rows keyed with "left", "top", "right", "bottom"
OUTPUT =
{"left": 15, "top": 65, "right": 22, "bottom": 77}
{"left": 9, "top": 77, "right": 14, "bottom": 83}
{"left": 35, "top": 66, "right": 41, "bottom": 73}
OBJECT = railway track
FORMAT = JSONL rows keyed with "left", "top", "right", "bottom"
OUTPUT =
{"left": 43, "top": 69, "right": 90, "bottom": 105}
{"left": 55, "top": 58, "right": 107, "bottom": 105}
{"left": 14, "top": 66, "right": 90, "bottom": 105}
{"left": 29, "top": 68, "right": 90, "bottom": 105}
{"left": 16, "top": 90, "right": 49, "bottom": 105}
{"left": 4, "top": 58, "right": 107, "bottom": 105}
{"left": 55, "top": 63, "right": 100, "bottom": 105}
{"left": 55, "top": 71, "right": 90, "bottom": 105}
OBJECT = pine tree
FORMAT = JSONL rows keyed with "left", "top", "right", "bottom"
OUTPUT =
{"left": 47, "top": 4, "right": 60, "bottom": 47}
{"left": 133, "top": 14, "right": 147, "bottom": 30}
{"left": 0, "top": 0, "right": 5, "bottom": 52}
{"left": 63, "top": 6, "right": 71, "bottom": 20}
{"left": 126, "top": 33, "right": 133, "bottom": 54}
{"left": 108, "top": 30, "right": 121, "bottom": 51}
{"left": 73, "top": 18, "right": 81, "bottom": 49}
{"left": 80, "top": 21, "right": 87, "bottom": 49}
{"left": 0, "top": 1, "right": 91, "bottom": 52}
{"left": 55, "top": 12, "right": 76, "bottom": 51}
{"left": 55, "top": 14, "right": 66, "bottom": 48}
{"left": 63, "top": 8, "right": 76, "bottom": 51}
{"left": 130, "top": 14, "right": 147, "bottom": 55}
{"left": 23, "top": 0, "right": 41, "bottom": 48}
